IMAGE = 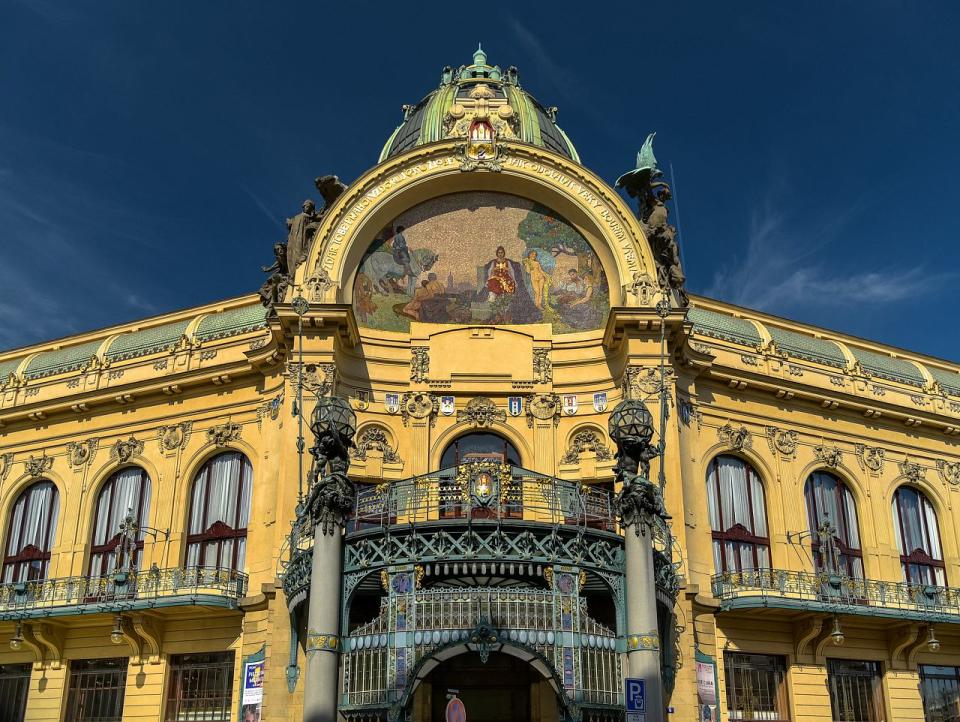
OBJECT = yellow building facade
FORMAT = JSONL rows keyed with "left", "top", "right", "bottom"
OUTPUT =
{"left": 1, "top": 48, "right": 959, "bottom": 722}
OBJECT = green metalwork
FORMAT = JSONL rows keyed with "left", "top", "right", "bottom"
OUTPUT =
{"left": 0, "top": 565, "right": 247, "bottom": 620}
{"left": 23, "top": 339, "right": 103, "bottom": 380}
{"left": 105, "top": 318, "right": 191, "bottom": 362}
{"left": 929, "top": 365, "right": 960, "bottom": 396}
{"left": 686, "top": 308, "right": 762, "bottom": 347}
{"left": 850, "top": 346, "right": 925, "bottom": 387}
{"left": 194, "top": 304, "right": 269, "bottom": 343}
{"left": 711, "top": 568, "right": 960, "bottom": 623}
{"left": 765, "top": 324, "right": 847, "bottom": 368}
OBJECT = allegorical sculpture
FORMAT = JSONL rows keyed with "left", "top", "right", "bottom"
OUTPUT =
{"left": 608, "top": 399, "right": 666, "bottom": 533}
{"left": 259, "top": 175, "right": 347, "bottom": 315}
{"left": 616, "top": 133, "right": 689, "bottom": 307}
{"left": 303, "top": 396, "right": 357, "bottom": 535}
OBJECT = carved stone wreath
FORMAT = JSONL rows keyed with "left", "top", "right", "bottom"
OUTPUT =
{"left": 526, "top": 393, "right": 561, "bottom": 427}
{"left": 560, "top": 430, "right": 614, "bottom": 465}
{"left": 352, "top": 427, "right": 401, "bottom": 463}
{"left": 717, "top": 423, "right": 752, "bottom": 451}
{"left": 457, "top": 397, "right": 506, "bottom": 428}
{"left": 854, "top": 444, "right": 884, "bottom": 473}
{"left": 111, "top": 437, "right": 144, "bottom": 464}
{"left": 765, "top": 427, "right": 798, "bottom": 456}
{"left": 400, "top": 392, "right": 439, "bottom": 427}
{"left": 813, "top": 444, "right": 843, "bottom": 468}
{"left": 206, "top": 422, "right": 242, "bottom": 447}
{"left": 66, "top": 439, "right": 98, "bottom": 468}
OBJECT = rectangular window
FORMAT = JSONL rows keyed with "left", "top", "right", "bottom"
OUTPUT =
{"left": 827, "top": 659, "right": 885, "bottom": 722}
{"left": 920, "top": 665, "right": 960, "bottom": 722}
{"left": 65, "top": 658, "right": 128, "bottom": 722}
{"left": 164, "top": 652, "right": 235, "bottom": 722}
{"left": 0, "top": 663, "right": 31, "bottom": 722}
{"left": 723, "top": 652, "right": 790, "bottom": 721}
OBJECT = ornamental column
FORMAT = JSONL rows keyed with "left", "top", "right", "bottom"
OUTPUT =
{"left": 609, "top": 399, "right": 666, "bottom": 722}
{"left": 301, "top": 396, "right": 357, "bottom": 722}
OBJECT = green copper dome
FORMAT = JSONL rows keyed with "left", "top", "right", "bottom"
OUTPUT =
{"left": 379, "top": 46, "right": 580, "bottom": 163}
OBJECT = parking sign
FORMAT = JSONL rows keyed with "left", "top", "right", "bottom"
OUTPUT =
{"left": 625, "top": 678, "right": 646, "bottom": 722}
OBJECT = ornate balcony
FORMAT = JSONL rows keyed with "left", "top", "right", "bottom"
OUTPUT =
{"left": 712, "top": 568, "right": 960, "bottom": 623}
{"left": 0, "top": 566, "right": 248, "bottom": 620}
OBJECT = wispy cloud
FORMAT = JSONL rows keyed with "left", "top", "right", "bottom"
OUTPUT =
{"left": 239, "top": 182, "right": 284, "bottom": 229}
{"left": 705, "top": 195, "right": 954, "bottom": 314}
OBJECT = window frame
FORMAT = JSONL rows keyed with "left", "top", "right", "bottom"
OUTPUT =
{"left": 164, "top": 651, "right": 235, "bottom": 722}
{"left": 892, "top": 485, "right": 946, "bottom": 586}
{"left": 723, "top": 651, "right": 790, "bottom": 722}
{"left": 804, "top": 471, "right": 863, "bottom": 578}
{"left": 707, "top": 455, "right": 771, "bottom": 574}
{"left": 2, "top": 480, "right": 60, "bottom": 583}
{"left": 185, "top": 452, "right": 252, "bottom": 573}
{"left": 88, "top": 467, "right": 152, "bottom": 577}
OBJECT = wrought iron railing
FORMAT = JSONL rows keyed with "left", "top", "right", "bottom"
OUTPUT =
{"left": 349, "top": 465, "right": 615, "bottom": 533}
{"left": 712, "top": 568, "right": 960, "bottom": 621}
{"left": 0, "top": 566, "right": 247, "bottom": 619}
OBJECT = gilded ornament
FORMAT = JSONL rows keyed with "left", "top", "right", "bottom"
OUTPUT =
{"left": 854, "top": 444, "right": 884, "bottom": 473}
{"left": 717, "top": 423, "right": 752, "bottom": 451}
{"left": 560, "top": 430, "right": 614, "bottom": 464}
{"left": 457, "top": 397, "right": 505, "bottom": 428}
{"left": 206, "top": 422, "right": 242, "bottom": 447}
{"left": 66, "top": 439, "right": 98, "bottom": 468}
{"left": 111, "top": 437, "right": 143, "bottom": 464}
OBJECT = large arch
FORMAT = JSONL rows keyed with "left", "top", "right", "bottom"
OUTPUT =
{"left": 298, "top": 142, "right": 657, "bottom": 309}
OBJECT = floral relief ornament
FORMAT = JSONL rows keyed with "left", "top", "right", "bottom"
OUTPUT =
{"left": 854, "top": 444, "right": 885, "bottom": 473}
{"left": 25, "top": 452, "right": 54, "bottom": 477}
{"left": 410, "top": 347, "right": 429, "bottom": 383}
{"left": 717, "top": 422, "right": 752, "bottom": 451}
{"left": 0, "top": 453, "right": 12, "bottom": 482}
{"left": 936, "top": 460, "right": 960, "bottom": 486}
{"left": 765, "top": 427, "right": 798, "bottom": 456}
{"left": 899, "top": 458, "right": 926, "bottom": 483}
{"left": 532, "top": 348, "right": 552, "bottom": 384}
{"left": 111, "top": 437, "right": 144, "bottom": 464}
{"left": 813, "top": 444, "right": 843, "bottom": 468}
{"left": 351, "top": 427, "right": 401, "bottom": 463}
{"left": 457, "top": 397, "right": 506, "bottom": 428}
{"left": 560, "top": 430, "right": 614, "bottom": 464}
{"left": 158, "top": 422, "right": 193, "bottom": 451}
{"left": 206, "top": 422, "right": 242, "bottom": 447}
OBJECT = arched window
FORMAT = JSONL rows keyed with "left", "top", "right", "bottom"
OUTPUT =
{"left": 89, "top": 467, "right": 152, "bottom": 577}
{"left": 706, "top": 456, "right": 770, "bottom": 574}
{"left": 440, "top": 432, "right": 520, "bottom": 468}
{"left": 892, "top": 486, "right": 945, "bottom": 586}
{"left": 804, "top": 472, "right": 863, "bottom": 578}
{"left": 3, "top": 481, "right": 60, "bottom": 583}
{"left": 186, "top": 452, "right": 252, "bottom": 573}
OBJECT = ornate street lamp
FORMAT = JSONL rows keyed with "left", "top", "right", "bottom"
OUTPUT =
{"left": 110, "top": 613, "right": 124, "bottom": 645}
{"left": 927, "top": 625, "right": 941, "bottom": 652}
{"left": 830, "top": 615, "right": 845, "bottom": 646}
{"left": 608, "top": 399, "right": 655, "bottom": 447}
{"left": 9, "top": 620, "right": 23, "bottom": 651}
{"left": 310, "top": 396, "right": 357, "bottom": 446}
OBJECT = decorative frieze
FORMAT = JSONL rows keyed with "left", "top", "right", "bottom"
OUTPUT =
{"left": 410, "top": 347, "right": 429, "bottom": 383}
{"left": 559, "top": 430, "right": 614, "bottom": 464}
{"left": 158, "top": 422, "right": 192, "bottom": 451}
{"left": 111, "top": 437, "right": 144, "bottom": 463}
{"left": 352, "top": 427, "right": 401, "bottom": 463}
{"left": 206, "top": 422, "right": 242, "bottom": 447}
{"left": 66, "top": 439, "right": 98, "bottom": 468}
{"left": 717, "top": 423, "right": 752, "bottom": 451}
{"left": 526, "top": 393, "right": 561, "bottom": 427}
{"left": 457, "top": 397, "right": 505, "bottom": 428}
{"left": 854, "top": 444, "right": 885, "bottom": 473}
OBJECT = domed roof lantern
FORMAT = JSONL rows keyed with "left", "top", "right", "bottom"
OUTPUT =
{"left": 473, "top": 43, "right": 487, "bottom": 66}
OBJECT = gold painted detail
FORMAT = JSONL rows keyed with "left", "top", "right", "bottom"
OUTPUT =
{"left": 626, "top": 632, "right": 660, "bottom": 651}
{"left": 306, "top": 632, "right": 340, "bottom": 653}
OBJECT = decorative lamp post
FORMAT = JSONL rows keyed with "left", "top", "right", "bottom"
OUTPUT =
{"left": 302, "top": 394, "right": 356, "bottom": 722}
{"left": 609, "top": 398, "right": 666, "bottom": 722}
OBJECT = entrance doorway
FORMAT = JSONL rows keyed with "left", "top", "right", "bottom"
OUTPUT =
{"left": 414, "top": 651, "right": 559, "bottom": 722}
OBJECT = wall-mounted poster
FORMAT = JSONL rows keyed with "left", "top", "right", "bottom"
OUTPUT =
{"left": 241, "top": 656, "right": 264, "bottom": 722}
{"left": 352, "top": 192, "right": 609, "bottom": 334}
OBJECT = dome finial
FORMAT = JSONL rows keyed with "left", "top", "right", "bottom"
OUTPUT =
{"left": 473, "top": 43, "right": 487, "bottom": 66}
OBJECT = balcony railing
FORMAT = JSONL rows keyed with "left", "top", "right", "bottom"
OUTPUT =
{"left": 349, "top": 465, "right": 615, "bottom": 533}
{"left": 712, "top": 568, "right": 960, "bottom": 622}
{"left": 0, "top": 566, "right": 247, "bottom": 620}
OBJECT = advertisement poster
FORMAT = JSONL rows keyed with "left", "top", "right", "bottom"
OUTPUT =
{"left": 696, "top": 660, "right": 717, "bottom": 705}
{"left": 241, "top": 659, "right": 264, "bottom": 722}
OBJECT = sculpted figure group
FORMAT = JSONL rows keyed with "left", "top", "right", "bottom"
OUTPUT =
{"left": 259, "top": 174, "right": 347, "bottom": 314}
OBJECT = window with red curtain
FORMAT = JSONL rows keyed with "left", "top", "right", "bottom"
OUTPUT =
{"left": 185, "top": 452, "right": 252, "bottom": 573}
{"left": 2, "top": 481, "right": 60, "bottom": 583}
{"left": 892, "top": 486, "right": 945, "bottom": 586}
{"left": 706, "top": 455, "right": 770, "bottom": 574}
{"left": 88, "top": 467, "right": 152, "bottom": 577}
{"left": 804, "top": 471, "right": 863, "bottom": 578}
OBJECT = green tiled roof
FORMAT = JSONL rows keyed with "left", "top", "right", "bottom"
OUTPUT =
{"left": 929, "top": 366, "right": 960, "bottom": 396}
{"left": 106, "top": 319, "right": 191, "bottom": 362}
{"left": 195, "top": 305, "right": 269, "bottom": 342}
{"left": 0, "top": 358, "right": 21, "bottom": 381}
{"left": 687, "top": 308, "right": 761, "bottom": 346}
{"left": 766, "top": 326, "right": 847, "bottom": 368}
{"left": 850, "top": 347, "right": 924, "bottom": 387}
{"left": 24, "top": 339, "right": 103, "bottom": 380}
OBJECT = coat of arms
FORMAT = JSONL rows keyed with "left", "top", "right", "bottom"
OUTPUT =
{"left": 356, "top": 390, "right": 370, "bottom": 411}
{"left": 593, "top": 392, "right": 608, "bottom": 413}
{"left": 440, "top": 396, "right": 455, "bottom": 416}
{"left": 385, "top": 393, "right": 400, "bottom": 414}
{"left": 508, "top": 397, "right": 523, "bottom": 416}
{"left": 562, "top": 395, "right": 578, "bottom": 415}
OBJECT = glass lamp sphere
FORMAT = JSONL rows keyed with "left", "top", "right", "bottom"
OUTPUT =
{"left": 310, "top": 396, "right": 357, "bottom": 441}
{"left": 608, "top": 399, "right": 654, "bottom": 444}
{"left": 110, "top": 629, "right": 124, "bottom": 645}
{"left": 9, "top": 637, "right": 22, "bottom": 651}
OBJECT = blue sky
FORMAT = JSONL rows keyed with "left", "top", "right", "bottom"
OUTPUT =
{"left": 1, "top": 1, "right": 958, "bottom": 359}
